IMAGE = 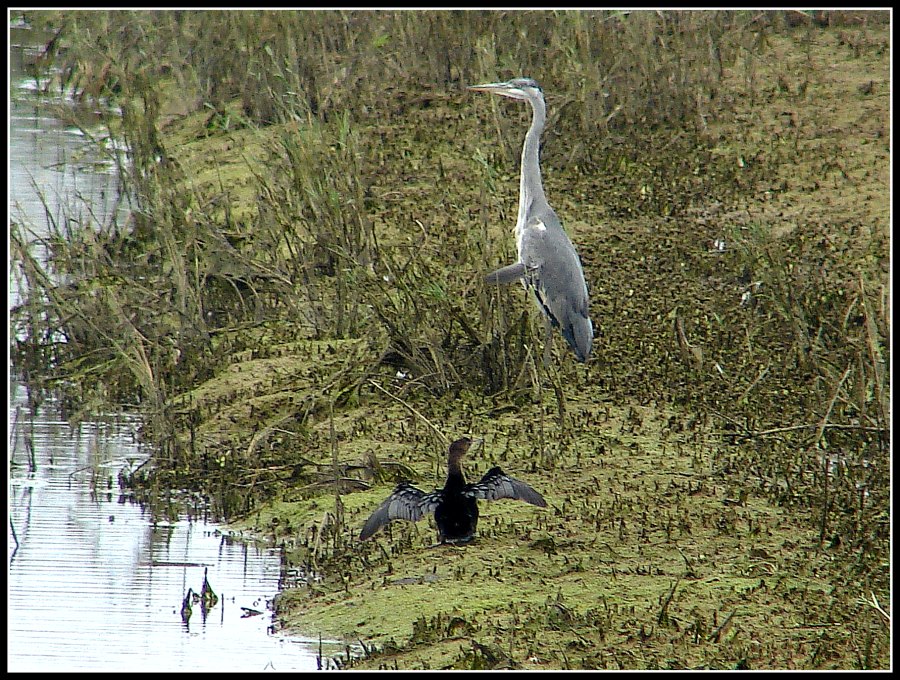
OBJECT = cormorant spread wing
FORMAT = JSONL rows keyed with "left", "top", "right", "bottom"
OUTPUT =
{"left": 466, "top": 467, "right": 548, "bottom": 507}
{"left": 359, "top": 483, "right": 442, "bottom": 541}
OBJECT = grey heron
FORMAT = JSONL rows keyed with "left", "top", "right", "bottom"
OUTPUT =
{"left": 469, "top": 78, "right": 593, "bottom": 363}
{"left": 359, "top": 437, "right": 547, "bottom": 544}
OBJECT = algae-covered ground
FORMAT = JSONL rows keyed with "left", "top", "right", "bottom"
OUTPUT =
{"left": 13, "top": 11, "right": 889, "bottom": 670}
{"left": 233, "top": 25, "right": 887, "bottom": 670}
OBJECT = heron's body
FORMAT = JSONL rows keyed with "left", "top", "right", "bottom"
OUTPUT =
{"left": 359, "top": 438, "right": 547, "bottom": 544}
{"left": 470, "top": 78, "right": 593, "bottom": 362}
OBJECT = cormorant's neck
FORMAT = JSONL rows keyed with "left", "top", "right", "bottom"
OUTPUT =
{"left": 445, "top": 452, "right": 467, "bottom": 489}
{"left": 517, "top": 94, "right": 548, "bottom": 228}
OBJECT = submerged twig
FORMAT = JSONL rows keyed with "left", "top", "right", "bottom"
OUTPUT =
{"left": 9, "top": 516, "right": 19, "bottom": 553}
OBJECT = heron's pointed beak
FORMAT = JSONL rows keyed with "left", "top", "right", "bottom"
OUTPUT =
{"left": 467, "top": 82, "right": 526, "bottom": 100}
{"left": 467, "top": 82, "right": 507, "bottom": 92}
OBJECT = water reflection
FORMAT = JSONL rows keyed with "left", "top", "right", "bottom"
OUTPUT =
{"left": 9, "top": 25, "right": 124, "bottom": 217}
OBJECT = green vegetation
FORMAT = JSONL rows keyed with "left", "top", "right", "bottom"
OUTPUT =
{"left": 10, "top": 10, "right": 889, "bottom": 669}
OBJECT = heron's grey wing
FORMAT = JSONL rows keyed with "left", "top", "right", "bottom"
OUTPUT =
{"left": 485, "top": 262, "right": 527, "bottom": 285}
{"left": 359, "top": 484, "right": 442, "bottom": 540}
{"left": 520, "top": 212, "right": 593, "bottom": 361}
{"left": 466, "top": 467, "right": 548, "bottom": 507}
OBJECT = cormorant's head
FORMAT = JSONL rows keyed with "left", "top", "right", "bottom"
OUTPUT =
{"left": 447, "top": 437, "right": 484, "bottom": 467}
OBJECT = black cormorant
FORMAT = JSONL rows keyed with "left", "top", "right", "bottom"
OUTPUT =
{"left": 359, "top": 437, "right": 547, "bottom": 544}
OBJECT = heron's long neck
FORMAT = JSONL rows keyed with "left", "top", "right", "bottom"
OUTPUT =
{"left": 517, "top": 96, "right": 547, "bottom": 232}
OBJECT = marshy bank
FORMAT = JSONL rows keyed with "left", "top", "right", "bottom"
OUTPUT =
{"left": 8, "top": 23, "right": 358, "bottom": 671}
{"left": 10, "top": 10, "right": 890, "bottom": 669}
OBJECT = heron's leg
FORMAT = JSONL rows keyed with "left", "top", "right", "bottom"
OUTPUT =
{"left": 541, "top": 315, "right": 553, "bottom": 367}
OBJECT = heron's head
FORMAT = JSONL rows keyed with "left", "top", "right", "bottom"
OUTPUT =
{"left": 467, "top": 77, "right": 543, "bottom": 103}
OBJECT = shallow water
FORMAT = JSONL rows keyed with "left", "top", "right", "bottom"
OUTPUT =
{"left": 8, "top": 21, "right": 341, "bottom": 672}
{"left": 7, "top": 385, "right": 342, "bottom": 672}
